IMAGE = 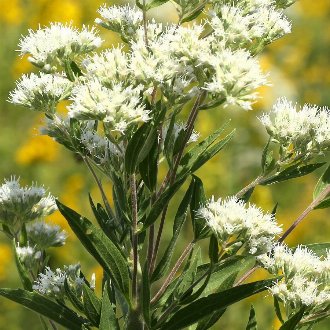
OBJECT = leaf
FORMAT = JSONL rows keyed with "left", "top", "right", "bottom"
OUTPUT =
{"left": 279, "top": 308, "right": 305, "bottom": 330}
{"left": 208, "top": 235, "right": 219, "bottom": 264}
{"left": 64, "top": 279, "right": 84, "bottom": 313}
{"left": 56, "top": 201, "right": 130, "bottom": 299}
{"left": 139, "top": 138, "right": 158, "bottom": 191}
{"left": 147, "top": 0, "right": 170, "bottom": 9}
{"left": 99, "top": 282, "right": 119, "bottom": 330}
{"left": 313, "top": 164, "right": 330, "bottom": 199}
{"left": 274, "top": 296, "right": 284, "bottom": 324}
{"left": 159, "top": 278, "right": 276, "bottom": 330}
{"left": 261, "top": 162, "right": 326, "bottom": 185}
{"left": 83, "top": 284, "right": 101, "bottom": 326}
{"left": 246, "top": 305, "right": 257, "bottom": 330}
{"left": 190, "top": 176, "right": 209, "bottom": 240}
{"left": 0, "top": 288, "right": 86, "bottom": 329}
{"left": 152, "top": 181, "right": 194, "bottom": 282}
{"left": 181, "top": 1, "right": 208, "bottom": 23}
{"left": 142, "top": 262, "right": 151, "bottom": 327}
{"left": 125, "top": 124, "right": 157, "bottom": 174}
{"left": 261, "top": 139, "right": 275, "bottom": 174}
{"left": 143, "top": 177, "right": 185, "bottom": 230}
{"left": 314, "top": 197, "right": 330, "bottom": 209}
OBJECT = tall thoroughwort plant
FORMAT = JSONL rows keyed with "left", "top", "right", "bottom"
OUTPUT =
{"left": 1, "top": 0, "right": 330, "bottom": 329}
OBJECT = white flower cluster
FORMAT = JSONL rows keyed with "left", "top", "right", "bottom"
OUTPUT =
{"left": 9, "top": 73, "right": 72, "bottom": 113}
{"left": 33, "top": 264, "right": 84, "bottom": 299}
{"left": 16, "top": 244, "right": 42, "bottom": 270}
{"left": 260, "top": 97, "right": 330, "bottom": 155}
{"left": 209, "top": 0, "right": 291, "bottom": 50}
{"left": 68, "top": 79, "right": 150, "bottom": 132}
{"left": 197, "top": 196, "right": 282, "bottom": 255}
{"left": 259, "top": 245, "right": 330, "bottom": 314}
{"left": 95, "top": 4, "right": 143, "bottom": 40}
{"left": 27, "top": 221, "right": 67, "bottom": 249}
{"left": 19, "top": 23, "right": 102, "bottom": 70}
{"left": 0, "top": 177, "right": 57, "bottom": 230}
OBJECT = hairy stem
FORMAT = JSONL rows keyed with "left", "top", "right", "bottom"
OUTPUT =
{"left": 236, "top": 174, "right": 264, "bottom": 199}
{"left": 130, "top": 174, "right": 139, "bottom": 305}
{"left": 151, "top": 242, "right": 194, "bottom": 304}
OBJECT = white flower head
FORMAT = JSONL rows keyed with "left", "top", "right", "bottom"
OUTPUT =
{"left": 204, "top": 49, "right": 268, "bottom": 110}
{"left": 27, "top": 221, "right": 67, "bottom": 249}
{"left": 9, "top": 73, "right": 72, "bottom": 113}
{"left": 95, "top": 4, "right": 143, "bottom": 39}
{"left": 68, "top": 79, "right": 150, "bottom": 132}
{"left": 197, "top": 196, "right": 281, "bottom": 255}
{"left": 0, "top": 177, "right": 57, "bottom": 230}
{"left": 260, "top": 97, "right": 330, "bottom": 155}
{"left": 19, "top": 23, "right": 102, "bottom": 70}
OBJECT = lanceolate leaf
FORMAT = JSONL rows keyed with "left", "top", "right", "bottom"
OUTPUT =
{"left": 147, "top": 0, "right": 170, "bottom": 10}
{"left": 279, "top": 308, "right": 305, "bottom": 330}
{"left": 56, "top": 201, "right": 130, "bottom": 300}
{"left": 261, "top": 162, "right": 325, "bottom": 185}
{"left": 152, "top": 180, "right": 194, "bottom": 282}
{"left": 159, "top": 278, "right": 276, "bottom": 330}
{"left": 99, "top": 282, "right": 120, "bottom": 330}
{"left": 314, "top": 197, "right": 330, "bottom": 210}
{"left": 82, "top": 284, "right": 101, "bottom": 326}
{"left": 13, "top": 242, "right": 32, "bottom": 291}
{"left": 246, "top": 305, "right": 257, "bottom": 330}
{"left": 0, "top": 288, "right": 87, "bottom": 330}
{"left": 313, "top": 164, "right": 330, "bottom": 200}
{"left": 297, "top": 243, "right": 330, "bottom": 257}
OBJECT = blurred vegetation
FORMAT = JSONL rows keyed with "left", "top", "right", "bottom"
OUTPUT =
{"left": 0, "top": 0, "right": 329, "bottom": 329}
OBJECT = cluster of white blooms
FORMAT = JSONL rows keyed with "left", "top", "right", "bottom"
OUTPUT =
{"left": 27, "top": 222, "right": 67, "bottom": 249}
{"left": 9, "top": 73, "right": 72, "bottom": 113}
{"left": 197, "top": 196, "right": 282, "bottom": 255}
{"left": 260, "top": 98, "right": 330, "bottom": 155}
{"left": 68, "top": 79, "right": 150, "bottom": 132}
{"left": 0, "top": 177, "right": 57, "bottom": 230}
{"left": 33, "top": 264, "right": 84, "bottom": 299}
{"left": 204, "top": 49, "right": 268, "bottom": 110}
{"left": 209, "top": 0, "right": 291, "bottom": 50}
{"left": 16, "top": 244, "right": 42, "bottom": 269}
{"left": 95, "top": 4, "right": 143, "bottom": 40}
{"left": 259, "top": 245, "right": 330, "bottom": 314}
{"left": 19, "top": 23, "right": 102, "bottom": 70}
{"left": 162, "top": 122, "right": 200, "bottom": 146}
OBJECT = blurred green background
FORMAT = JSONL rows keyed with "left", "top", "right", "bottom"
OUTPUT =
{"left": 0, "top": 0, "right": 329, "bottom": 329}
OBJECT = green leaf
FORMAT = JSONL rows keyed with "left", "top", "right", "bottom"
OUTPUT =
{"left": 0, "top": 288, "right": 86, "bottom": 329}
{"left": 125, "top": 124, "right": 157, "bottom": 174}
{"left": 143, "top": 177, "right": 185, "bottom": 230}
{"left": 83, "top": 284, "right": 101, "bottom": 326}
{"left": 139, "top": 138, "right": 158, "bottom": 191}
{"left": 208, "top": 235, "right": 219, "bottom": 264}
{"left": 159, "top": 278, "right": 276, "bottom": 330}
{"left": 246, "top": 305, "right": 257, "bottom": 330}
{"left": 313, "top": 164, "right": 330, "bottom": 199}
{"left": 64, "top": 279, "right": 84, "bottom": 313}
{"left": 279, "top": 308, "right": 305, "bottom": 330}
{"left": 274, "top": 296, "right": 284, "bottom": 324}
{"left": 142, "top": 262, "right": 151, "bottom": 327}
{"left": 261, "top": 163, "right": 326, "bottom": 185}
{"left": 152, "top": 180, "right": 194, "bottom": 282}
{"left": 147, "top": 0, "right": 170, "bottom": 9}
{"left": 314, "top": 197, "right": 330, "bottom": 209}
{"left": 99, "top": 282, "right": 119, "bottom": 330}
{"left": 190, "top": 176, "right": 209, "bottom": 240}
{"left": 181, "top": 1, "right": 208, "bottom": 23}
{"left": 261, "top": 139, "right": 275, "bottom": 174}
{"left": 56, "top": 201, "right": 130, "bottom": 299}
{"left": 13, "top": 242, "right": 32, "bottom": 291}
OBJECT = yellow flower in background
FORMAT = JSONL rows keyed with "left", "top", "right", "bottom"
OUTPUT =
{"left": 0, "top": 0, "right": 23, "bottom": 25}
{"left": 0, "top": 244, "right": 12, "bottom": 281}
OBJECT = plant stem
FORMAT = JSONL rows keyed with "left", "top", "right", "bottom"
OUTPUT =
{"left": 149, "top": 93, "right": 205, "bottom": 275}
{"left": 151, "top": 242, "right": 194, "bottom": 304}
{"left": 130, "top": 174, "right": 139, "bottom": 305}
{"left": 236, "top": 174, "right": 264, "bottom": 198}
{"left": 234, "top": 265, "right": 259, "bottom": 286}
{"left": 142, "top": 0, "right": 149, "bottom": 48}
{"left": 83, "top": 156, "right": 114, "bottom": 219}
{"left": 279, "top": 184, "right": 330, "bottom": 243}
{"left": 49, "top": 319, "right": 58, "bottom": 330}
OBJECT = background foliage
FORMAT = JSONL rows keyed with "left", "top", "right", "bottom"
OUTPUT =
{"left": 0, "top": 0, "right": 329, "bottom": 328}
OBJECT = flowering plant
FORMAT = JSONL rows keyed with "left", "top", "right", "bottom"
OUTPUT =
{"left": 1, "top": 0, "right": 330, "bottom": 329}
